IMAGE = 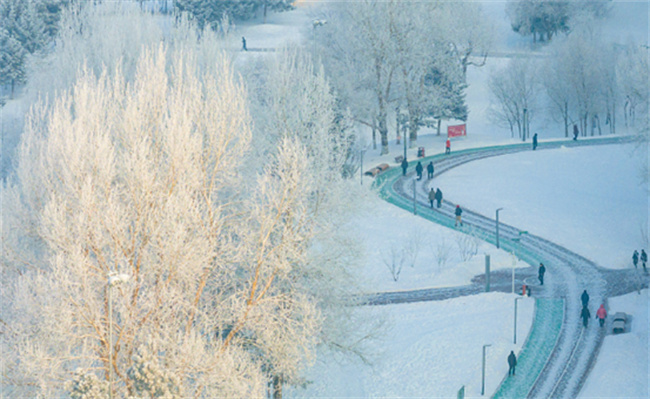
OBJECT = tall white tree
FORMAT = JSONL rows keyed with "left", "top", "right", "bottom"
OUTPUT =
{"left": 1, "top": 36, "right": 360, "bottom": 397}
{"left": 488, "top": 58, "right": 538, "bottom": 140}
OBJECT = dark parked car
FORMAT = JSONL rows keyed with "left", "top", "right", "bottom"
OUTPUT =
{"left": 612, "top": 312, "right": 627, "bottom": 334}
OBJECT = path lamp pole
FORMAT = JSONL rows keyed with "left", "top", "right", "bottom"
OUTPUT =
{"left": 511, "top": 231, "right": 529, "bottom": 294}
{"left": 496, "top": 208, "right": 503, "bottom": 248}
{"left": 481, "top": 344, "right": 492, "bottom": 395}
{"left": 514, "top": 297, "right": 523, "bottom": 344}
{"left": 108, "top": 272, "right": 130, "bottom": 399}
{"left": 413, "top": 178, "right": 417, "bottom": 215}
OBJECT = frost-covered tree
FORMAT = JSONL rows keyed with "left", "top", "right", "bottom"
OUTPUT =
{"left": 1, "top": 36, "right": 354, "bottom": 396}
{"left": 489, "top": 58, "right": 538, "bottom": 139}
{"left": 313, "top": 0, "right": 398, "bottom": 155}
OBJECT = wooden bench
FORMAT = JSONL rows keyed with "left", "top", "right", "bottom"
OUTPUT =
{"left": 364, "top": 163, "right": 390, "bottom": 177}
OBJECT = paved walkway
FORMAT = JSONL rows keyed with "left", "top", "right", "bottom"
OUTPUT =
{"left": 368, "top": 136, "right": 648, "bottom": 399}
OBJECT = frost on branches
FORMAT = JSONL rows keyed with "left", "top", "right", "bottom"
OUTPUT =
{"left": 1, "top": 36, "right": 360, "bottom": 397}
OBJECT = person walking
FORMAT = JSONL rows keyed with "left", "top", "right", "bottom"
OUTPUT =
{"left": 427, "top": 161, "right": 434, "bottom": 179}
{"left": 633, "top": 250, "right": 639, "bottom": 269}
{"left": 538, "top": 263, "right": 546, "bottom": 285}
{"left": 532, "top": 133, "right": 538, "bottom": 150}
{"left": 641, "top": 249, "right": 647, "bottom": 272}
{"left": 242, "top": 36, "right": 247, "bottom": 51}
{"left": 573, "top": 124, "right": 579, "bottom": 141}
{"left": 415, "top": 161, "right": 423, "bottom": 180}
{"left": 596, "top": 304, "right": 607, "bottom": 327}
{"left": 401, "top": 158, "right": 408, "bottom": 176}
{"left": 581, "top": 305, "right": 591, "bottom": 327}
{"left": 428, "top": 188, "right": 436, "bottom": 208}
{"left": 581, "top": 289, "right": 589, "bottom": 308}
{"left": 445, "top": 138, "right": 451, "bottom": 154}
{"left": 435, "top": 188, "right": 443, "bottom": 208}
{"left": 454, "top": 205, "right": 463, "bottom": 227}
{"left": 507, "top": 351, "right": 517, "bottom": 376}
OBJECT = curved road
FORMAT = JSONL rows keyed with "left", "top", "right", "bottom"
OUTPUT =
{"left": 369, "top": 136, "right": 648, "bottom": 399}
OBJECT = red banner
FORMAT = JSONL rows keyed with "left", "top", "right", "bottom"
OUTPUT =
{"left": 447, "top": 124, "right": 467, "bottom": 138}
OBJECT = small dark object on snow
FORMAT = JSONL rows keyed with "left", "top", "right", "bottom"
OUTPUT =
{"left": 612, "top": 312, "right": 627, "bottom": 334}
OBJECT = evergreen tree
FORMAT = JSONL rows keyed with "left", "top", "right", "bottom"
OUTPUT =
{"left": 174, "top": 0, "right": 294, "bottom": 29}
{"left": 0, "top": 27, "right": 27, "bottom": 96}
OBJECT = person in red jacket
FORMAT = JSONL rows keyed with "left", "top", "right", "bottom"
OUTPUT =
{"left": 445, "top": 138, "right": 451, "bottom": 154}
{"left": 596, "top": 304, "right": 607, "bottom": 327}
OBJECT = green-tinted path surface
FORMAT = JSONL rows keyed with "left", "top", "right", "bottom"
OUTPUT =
{"left": 492, "top": 298, "right": 564, "bottom": 399}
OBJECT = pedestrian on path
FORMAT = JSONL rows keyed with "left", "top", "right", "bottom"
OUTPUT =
{"left": 641, "top": 249, "right": 647, "bottom": 272}
{"left": 573, "top": 124, "right": 579, "bottom": 141}
{"left": 508, "top": 351, "right": 517, "bottom": 376}
{"left": 445, "top": 138, "right": 451, "bottom": 154}
{"left": 581, "top": 305, "right": 591, "bottom": 327}
{"left": 532, "top": 133, "right": 538, "bottom": 150}
{"left": 401, "top": 158, "right": 408, "bottom": 176}
{"left": 242, "top": 36, "right": 247, "bottom": 51}
{"left": 427, "top": 161, "right": 434, "bottom": 179}
{"left": 435, "top": 188, "right": 443, "bottom": 208}
{"left": 415, "top": 161, "right": 423, "bottom": 180}
{"left": 596, "top": 304, "right": 607, "bottom": 327}
{"left": 538, "top": 263, "right": 546, "bottom": 285}
{"left": 428, "top": 188, "right": 435, "bottom": 208}
{"left": 633, "top": 250, "right": 639, "bottom": 269}
{"left": 581, "top": 290, "right": 589, "bottom": 307}
{"left": 454, "top": 205, "right": 463, "bottom": 227}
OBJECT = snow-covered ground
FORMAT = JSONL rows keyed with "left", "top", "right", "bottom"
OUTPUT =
{"left": 229, "top": 2, "right": 647, "bottom": 397}
{"left": 2, "top": 1, "right": 646, "bottom": 397}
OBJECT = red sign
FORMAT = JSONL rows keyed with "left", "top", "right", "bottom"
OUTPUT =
{"left": 447, "top": 124, "right": 467, "bottom": 138}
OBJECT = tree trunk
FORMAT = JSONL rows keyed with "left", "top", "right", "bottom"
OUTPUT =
{"left": 264, "top": 0, "right": 268, "bottom": 24}
{"left": 563, "top": 101, "right": 569, "bottom": 137}
{"left": 437, "top": 119, "right": 441, "bottom": 136}
{"left": 378, "top": 106, "right": 389, "bottom": 155}
{"left": 395, "top": 107, "right": 401, "bottom": 144}
{"left": 272, "top": 376, "right": 283, "bottom": 399}
{"left": 371, "top": 123, "right": 377, "bottom": 150}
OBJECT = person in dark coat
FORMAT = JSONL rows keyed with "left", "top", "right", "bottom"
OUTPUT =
{"left": 573, "top": 124, "right": 579, "bottom": 141}
{"left": 435, "top": 188, "right": 443, "bottom": 208}
{"left": 641, "top": 249, "right": 647, "bottom": 272}
{"left": 242, "top": 36, "right": 247, "bottom": 51}
{"left": 415, "top": 161, "right": 423, "bottom": 180}
{"left": 581, "top": 290, "right": 589, "bottom": 308}
{"left": 538, "top": 263, "right": 546, "bottom": 285}
{"left": 445, "top": 138, "right": 451, "bottom": 154}
{"left": 532, "top": 133, "right": 538, "bottom": 150}
{"left": 507, "top": 351, "right": 517, "bottom": 376}
{"left": 401, "top": 158, "right": 408, "bottom": 176}
{"left": 454, "top": 205, "right": 463, "bottom": 227}
{"left": 428, "top": 188, "right": 436, "bottom": 208}
{"left": 427, "top": 161, "right": 434, "bottom": 179}
{"left": 632, "top": 250, "right": 639, "bottom": 269}
{"left": 581, "top": 305, "right": 591, "bottom": 327}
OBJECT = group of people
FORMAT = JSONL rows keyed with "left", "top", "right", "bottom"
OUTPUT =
{"left": 632, "top": 249, "right": 647, "bottom": 272}
{"left": 579, "top": 290, "right": 607, "bottom": 328}
{"left": 410, "top": 160, "right": 435, "bottom": 181}
{"left": 401, "top": 157, "right": 464, "bottom": 228}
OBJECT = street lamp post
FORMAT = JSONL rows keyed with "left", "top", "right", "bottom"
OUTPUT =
{"left": 496, "top": 208, "right": 503, "bottom": 248}
{"left": 481, "top": 344, "right": 492, "bottom": 395}
{"left": 413, "top": 178, "right": 417, "bottom": 215}
{"left": 108, "top": 272, "right": 129, "bottom": 399}
{"left": 514, "top": 297, "right": 523, "bottom": 344}
{"left": 511, "top": 231, "right": 528, "bottom": 294}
